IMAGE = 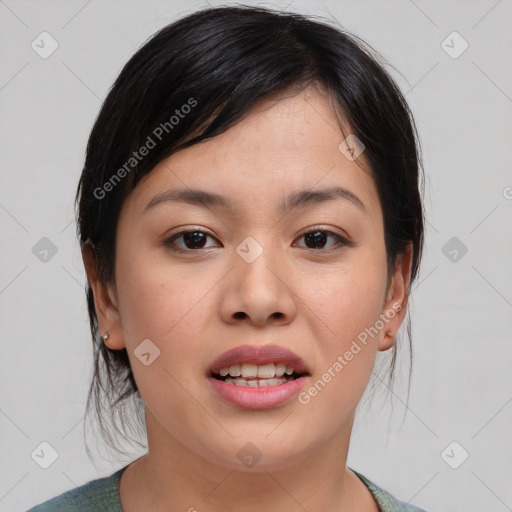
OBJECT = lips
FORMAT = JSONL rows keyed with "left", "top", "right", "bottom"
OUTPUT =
{"left": 207, "top": 344, "right": 311, "bottom": 410}
{"left": 208, "top": 344, "right": 310, "bottom": 377}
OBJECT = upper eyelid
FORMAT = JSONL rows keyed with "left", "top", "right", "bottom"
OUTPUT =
{"left": 168, "top": 225, "right": 346, "bottom": 238}
{"left": 168, "top": 227, "right": 218, "bottom": 239}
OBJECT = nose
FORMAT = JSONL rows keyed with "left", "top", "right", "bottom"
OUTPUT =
{"left": 219, "top": 246, "right": 297, "bottom": 327}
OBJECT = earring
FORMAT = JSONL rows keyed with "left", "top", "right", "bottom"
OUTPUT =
{"left": 100, "top": 332, "right": 110, "bottom": 343}
{"left": 385, "top": 330, "right": 393, "bottom": 338}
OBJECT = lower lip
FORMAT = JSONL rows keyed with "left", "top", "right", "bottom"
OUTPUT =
{"left": 208, "top": 375, "right": 308, "bottom": 410}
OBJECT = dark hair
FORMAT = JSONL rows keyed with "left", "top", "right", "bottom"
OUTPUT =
{"left": 75, "top": 4, "right": 424, "bottom": 457}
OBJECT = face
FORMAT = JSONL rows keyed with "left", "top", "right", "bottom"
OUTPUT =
{"left": 84, "top": 85, "right": 411, "bottom": 472}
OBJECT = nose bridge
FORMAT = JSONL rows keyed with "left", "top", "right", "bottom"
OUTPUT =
{"left": 220, "top": 234, "right": 297, "bottom": 325}
{"left": 236, "top": 233, "right": 284, "bottom": 298}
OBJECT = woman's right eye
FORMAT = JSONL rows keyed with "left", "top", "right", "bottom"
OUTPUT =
{"left": 164, "top": 230, "right": 220, "bottom": 251}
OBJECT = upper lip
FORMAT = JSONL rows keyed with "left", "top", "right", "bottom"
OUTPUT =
{"left": 209, "top": 344, "right": 310, "bottom": 376}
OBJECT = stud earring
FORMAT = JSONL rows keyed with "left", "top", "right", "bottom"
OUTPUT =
{"left": 100, "top": 332, "right": 110, "bottom": 343}
{"left": 385, "top": 330, "right": 393, "bottom": 338}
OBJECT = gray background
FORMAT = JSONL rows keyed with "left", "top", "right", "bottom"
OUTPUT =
{"left": 1, "top": 0, "right": 511, "bottom": 511}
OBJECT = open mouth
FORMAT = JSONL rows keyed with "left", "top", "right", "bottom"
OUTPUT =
{"left": 208, "top": 346, "right": 311, "bottom": 409}
{"left": 211, "top": 363, "right": 309, "bottom": 387}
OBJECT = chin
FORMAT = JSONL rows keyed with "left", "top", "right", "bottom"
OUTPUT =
{"left": 198, "top": 432, "right": 314, "bottom": 473}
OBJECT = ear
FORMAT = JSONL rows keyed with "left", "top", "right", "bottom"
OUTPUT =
{"left": 81, "top": 243, "right": 126, "bottom": 350}
{"left": 378, "top": 243, "right": 413, "bottom": 351}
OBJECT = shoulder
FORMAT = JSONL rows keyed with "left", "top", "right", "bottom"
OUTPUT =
{"left": 352, "top": 469, "right": 428, "bottom": 512}
{"left": 26, "top": 467, "right": 126, "bottom": 512}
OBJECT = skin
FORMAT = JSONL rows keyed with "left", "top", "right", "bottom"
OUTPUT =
{"left": 83, "top": 84, "right": 412, "bottom": 512}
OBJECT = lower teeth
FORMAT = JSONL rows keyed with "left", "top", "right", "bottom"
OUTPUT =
{"left": 223, "top": 376, "right": 294, "bottom": 387}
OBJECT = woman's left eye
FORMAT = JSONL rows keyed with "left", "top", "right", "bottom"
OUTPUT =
{"left": 164, "top": 228, "right": 352, "bottom": 252}
{"left": 294, "top": 229, "right": 352, "bottom": 250}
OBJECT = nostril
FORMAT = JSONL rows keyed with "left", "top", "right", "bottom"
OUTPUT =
{"left": 233, "top": 312, "right": 247, "bottom": 319}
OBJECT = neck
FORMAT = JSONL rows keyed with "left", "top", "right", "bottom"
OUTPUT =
{"left": 119, "top": 408, "right": 376, "bottom": 512}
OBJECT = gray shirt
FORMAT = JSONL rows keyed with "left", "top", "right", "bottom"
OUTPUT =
{"left": 27, "top": 465, "right": 427, "bottom": 511}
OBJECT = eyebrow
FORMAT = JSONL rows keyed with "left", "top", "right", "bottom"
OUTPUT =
{"left": 143, "top": 186, "right": 366, "bottom": 214}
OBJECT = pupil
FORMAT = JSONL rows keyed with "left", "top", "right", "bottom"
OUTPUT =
{"left": 305, "top": 231, "right": 327, "bottom": 249}
{"left": 184, "top": 231, "right": 206, "bottom": 249}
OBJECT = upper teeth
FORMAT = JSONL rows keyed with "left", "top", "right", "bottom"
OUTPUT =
{"left": 218, "top": 363, "right": 295, "bottom": 378}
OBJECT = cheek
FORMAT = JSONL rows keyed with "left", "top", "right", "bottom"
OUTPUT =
{"left": 115, "top": 248, "right": 213, "bottom": 341}
{"left": 113, "top": 248, "right": 225, "bottom": 401}
{"left": 295, "top": 314, "right": 380, "bottom": 430}
{"left": 114, "top": 252, "right": 215, "bottom": 417}
{"left": 297, "top": 250, "right": 388, "bottom": 343}
{"left": 293, "top": 251, "right": 388, "bottom": 411}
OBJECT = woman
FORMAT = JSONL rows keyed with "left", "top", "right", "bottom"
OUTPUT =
{"left": 28, "top": 5, "right": 427, "bottom": 511}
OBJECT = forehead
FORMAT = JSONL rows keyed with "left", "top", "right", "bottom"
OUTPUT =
{"left": 122, "top": 86, "right": 380, "bottom": 222}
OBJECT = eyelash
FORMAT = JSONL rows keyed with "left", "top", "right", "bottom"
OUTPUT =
{"left": 163, "top": 226, "right": 354, "bottom": 253}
